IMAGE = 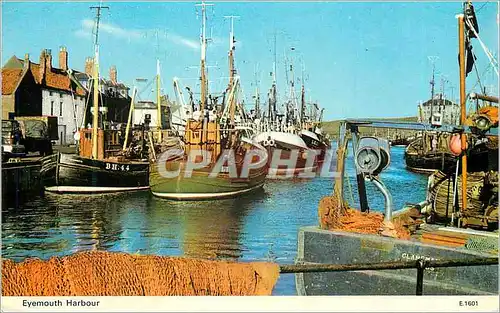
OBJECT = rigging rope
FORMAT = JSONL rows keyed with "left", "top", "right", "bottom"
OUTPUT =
{"left": 82, "top": 81, "right": 92, "bottom": 128}
{"left": 467, "top": 62, "right": 485, "bottom": 113}
{"left": 475, "top": 1, "right": 490, "bottom": 13}
{"left": 69, "top": 80, "right": 78, "bottom": 134}
{"left": 465, "top": 18, "right": 499, "bottom": 77}
{"left": 473, "top": 62, "right": 484, "bottom": 93}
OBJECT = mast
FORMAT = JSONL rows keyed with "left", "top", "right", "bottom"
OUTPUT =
{"left": 300, "top": 84, "right": 305, "bottom": 129}
{"left": 300, "top": 62, "right": 305, "bottom": 129}
{"left": 254, "top": 65, "right": 260, "bottom": 120}
{"left": 196, "top": 1, "right": 212, "bottom": 120}
{"left": 457, "top": 11, "right": 468, "bottom": 219}
{"left": 289, "top": 55, "right": 295, "bottom": 126}
{"left": 225, "top": 16, "right": 238, "bottom": 87}
{"left": 273, "top": 32, "right": 277, "bottom": 87}
{"left": 428, "top": 56, "right": 438, "bottom": 123}
{"left": 270, "top": 31, "right": 277, "bottom": 126}
{"left": 90, "top": 4, "right": 109, "bottom": 160}
{"left": 225, "top": 15, "right": 239, "bottom": 126}
{"left": 156, "top": 59, "right": 162, "bottom": 141}
{"left": 123, "top": 87, "right": 137, "bottom": 151}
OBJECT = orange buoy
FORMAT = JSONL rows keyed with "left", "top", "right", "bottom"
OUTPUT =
{"left": 449, "top": 134, "right": 463, "bottom": 156}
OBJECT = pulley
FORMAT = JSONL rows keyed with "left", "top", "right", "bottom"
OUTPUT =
{"left": 354, "top": 136, "right": 391, "bottom": 176}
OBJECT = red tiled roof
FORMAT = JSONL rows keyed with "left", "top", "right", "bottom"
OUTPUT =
{"left": 2, "top": 68, "right": 25, "bottom": 95}
{"left": 18, "top": 62, "right": 86, "bottom": 96}
{"left": 29, "top": 63, "right": 41, "bottom": 83}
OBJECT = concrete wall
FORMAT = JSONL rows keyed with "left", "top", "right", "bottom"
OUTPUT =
{"left": 41, "top": 89, "right": 85, "bottom": 144}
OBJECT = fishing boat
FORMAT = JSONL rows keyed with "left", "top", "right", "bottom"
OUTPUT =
{"left": 389, "top": 132, "right": 412, "bottom": 146}
{"left": 300, "top": 117, "right": 331, "bottom": 165}
{"left": 40, "top": 6, "right": 149, "bottom": 194}
{"left": 404, "top": 132, "right": 458, "bottom": 174}
{"left": 405, "top": 54, "right": 498, "bottom": 174}
{"left": 149, "top": 2, "right": 268, "bottom": 200}
{"left": 295, "top": 64, "right": 331, "bottom": 164}
{"left": 296, "top": 2, "right": 498, "bottom": 295}
{"left": 253, "top": 57, "right": 319, "bottom": 178}
{"left": 404, "top": 131, "right": 497, "bottom": 174}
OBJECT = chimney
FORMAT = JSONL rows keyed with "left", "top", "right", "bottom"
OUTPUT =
{"left": 85, "top": 57, "right": 94, "bottom": 76}
{"left": 110, "top": 66, "right": 117, "bottom": 84}
{"left": 24, "top": 53, "right": 30, "bottom": 70}
{"left": 59, "top": 46, "right": 68, "bottom": 71}
{"left": 39, "top": 49, "right": 46, "bottom": 79}
{"left": 45, "top": 49, "right": 52, "bottom": 71}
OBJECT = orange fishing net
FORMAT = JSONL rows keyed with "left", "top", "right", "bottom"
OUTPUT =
{"left": 2, "top": 251, "right": 280, "bottom": 296}
{"left": 318, "top": 195, "right": 411, "bottom": 239}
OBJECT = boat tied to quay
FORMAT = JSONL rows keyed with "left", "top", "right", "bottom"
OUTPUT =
{"left": 40, "top": 5, "right": 150, "bottom": 194}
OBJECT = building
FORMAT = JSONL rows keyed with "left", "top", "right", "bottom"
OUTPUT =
{"left": 2, "top": 47, "right": 86, "bottom": 144}
{"left": 418, "top": 94, "right": 460, "bottom": 126}
{"left": 2, "top": 47, "right": 132, "bottom": 144}
{"left": 76, "top": 58, "right": 131, "bottom": 129}
{"left": 132, "top": 95, "right": 172, "bottom": 129}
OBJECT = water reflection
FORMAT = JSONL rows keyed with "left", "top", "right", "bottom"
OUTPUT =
{"left": 154, "top": 190, "right": 267, "bottom": 260}
{"left": 1, "top": 189, "right": 268, "bottom": 262}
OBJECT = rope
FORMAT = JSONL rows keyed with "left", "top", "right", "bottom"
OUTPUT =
{"left": 465, "top": 18, "right": 499, "bottom": 77}
{"left": 467, "top": 61, "right": 497, "bottom": 97}
{"left": 344, "top": 148, "right": 355, "bottom": 204}
{"left": 475, "top": 1, "right": 490, "bottom": 13}
{"left": 69, "top": 81, "right": 78, "bottom": 134}
{"left": 473, "top": 62, "right": 484, "bottom": 93}
{"left": 82, "top": 82, "right": 92, "bottom": 128}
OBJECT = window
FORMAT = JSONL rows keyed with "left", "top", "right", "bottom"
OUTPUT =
{"left": 50, "top": 101, "right": 54, "bottom": 116}
{"left": 60, "top": 101, "right": 63, "bottom": 117}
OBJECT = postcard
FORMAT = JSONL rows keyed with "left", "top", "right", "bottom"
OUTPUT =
{"left": 1, "top": 0, "right": 498, "bottom": 312}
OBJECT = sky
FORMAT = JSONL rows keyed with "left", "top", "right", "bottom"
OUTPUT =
{"left": 2, "top": 1, "right": 499, "bottom": 121}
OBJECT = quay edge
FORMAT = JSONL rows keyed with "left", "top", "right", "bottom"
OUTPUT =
{"left": 295, "top": 226, "right": 498, "bottom": 295}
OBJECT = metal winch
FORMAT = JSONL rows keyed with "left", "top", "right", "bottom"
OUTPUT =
{"left": 354, "top": 136, "right": 393, "bottom": 221}
{"left": 354, "top": 136, "right": 391, "bottom": 176}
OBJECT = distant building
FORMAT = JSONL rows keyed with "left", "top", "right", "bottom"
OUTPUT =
{"left": 418, "top": 94, "right": 460, "bottom": 125}
{"left": 2, "top": 47, "right": 86, "bottom": 145}
{"left": 2, "top": 47, "right": 132, "bottom": 144}
{"left": 132, "top": 95, "right": 171, "bottom": 128}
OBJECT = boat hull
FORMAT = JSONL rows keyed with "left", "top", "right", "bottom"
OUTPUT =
{"left": 300, "top": 133, "right": 331, "bottom": 163}
{"left": 255, "top": 131, "right": 318, "bottom": 178}
{"left": 295, "top": 226, "right": 498, "bottom": 295}
{"left": 2, "top": 158, "right": 43, "bottom": 197}
{"left": 404, "top": 151, "right": 457, "bottom": 174}
{"left": 149, "top": 158, "right": 267, "bottom": 200}
{"left": 265, "top": 146, "right": 318, "bottom": 178}
{"left": 40, "top": 153, "right": 150, "bottom": 194}
{"left": 404, "top": 136, "right": 497, "bottom": 174}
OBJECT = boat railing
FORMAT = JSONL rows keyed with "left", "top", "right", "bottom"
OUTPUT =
{"left": 280, "top": 257, "right": 498, "bottom": 295}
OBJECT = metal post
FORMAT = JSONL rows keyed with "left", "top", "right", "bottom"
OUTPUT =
{"left": 350, "top": 126, "right": 369, "bottom": 212}
{"left": 369, "top": 176, "right": 394, "bottom": 221}
{"left": 415, "top": 259, "right": 426, "bottom": 296}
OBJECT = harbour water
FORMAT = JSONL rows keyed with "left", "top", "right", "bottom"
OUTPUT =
{"left": 1, "top": 146, "right": 428, "bottom": 295}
